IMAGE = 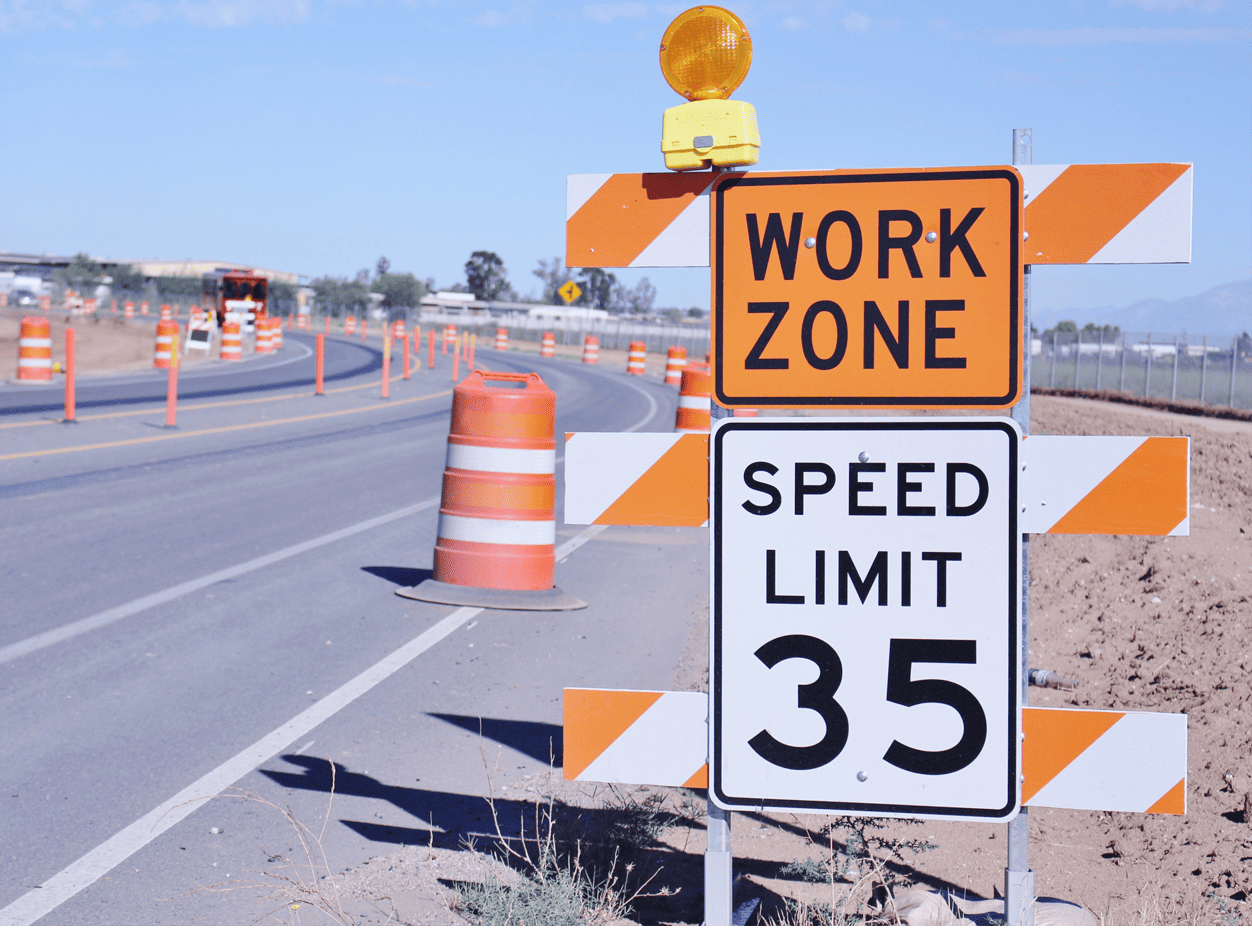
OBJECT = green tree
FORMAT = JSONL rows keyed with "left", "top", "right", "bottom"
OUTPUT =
{"left": 107, "top": 263, "right": 146, "bottom": 292}
{"left": 376, "top": 256, "right": 391, "bottom": 278}
{"left": 465, "top": 250, "right": 511, "bottom": 301}
{"left": 533, "top": 257, "right": 572, "bottom": 304}
{"left": 611, "top": 277, "right": 657, "bottom": 315}
{"left": 53, "top": 253, "right": 104, "bottom": 293}
{"left": 576, "top": 268, "right": 616, "bottom": 309}
{"left": 311, "top": 276, "right": 371, "bottom": 312}
{"left": 374, "top": 272, "right": 426, "bottom": 309}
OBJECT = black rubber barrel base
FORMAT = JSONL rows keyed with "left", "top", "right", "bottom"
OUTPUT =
{"left": 395, "top": 579, "right": 587, "bottom": 611}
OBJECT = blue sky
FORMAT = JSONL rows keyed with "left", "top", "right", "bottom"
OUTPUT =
{"left": 4, "top": 0, "right": 1249, "bottom": 323}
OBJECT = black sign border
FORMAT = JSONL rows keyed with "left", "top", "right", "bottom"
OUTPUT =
{"left": 712, "top": 169, "right": 1022, "bottom": 408}
{"left": 711, "top": 418, "right": 1020, "bottom": 819}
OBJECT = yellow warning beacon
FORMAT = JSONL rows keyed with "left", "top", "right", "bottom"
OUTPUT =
{"left": 659, "top": 6, "right": 760, "bottom": 171}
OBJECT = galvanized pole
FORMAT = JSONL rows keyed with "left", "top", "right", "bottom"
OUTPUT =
{"left": 1172, "top": 334, "right": 1181, "bottom": 402}
{"left": 1096, "top": 329, "right": 1104, "bottom": 390}
{"left": 1200, "top": 336, "right": 1208, "bottom": 404}
{"left": 1230, "top": 336, "right": 1238, "bottom": 407}
{"left": 1074, "top": 329, "right": 1082, "bottom": 389}
{"left": 1006, "top": 127, "right": 1036, "bottom": 928}
{"left": 1145, "top": 334, "right": 1153, "bottom": 397}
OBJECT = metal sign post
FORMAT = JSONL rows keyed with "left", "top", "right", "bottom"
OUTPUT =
{"left": 1005, "top": 127, "right": 1036, "bottom": 927}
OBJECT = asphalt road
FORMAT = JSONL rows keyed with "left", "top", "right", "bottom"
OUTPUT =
{"left": 0, "top": 340, "right": 708, "bottom": 925}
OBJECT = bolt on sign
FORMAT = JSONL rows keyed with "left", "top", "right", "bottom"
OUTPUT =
{"left": 712, "top": 168, "right": 1023, "bottom": 409}
{"left": 712, "top": 417, "right": 1021, "bottom": 820}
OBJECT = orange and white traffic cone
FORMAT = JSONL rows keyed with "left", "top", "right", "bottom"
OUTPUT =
{"left": 626, "top": 340, "right": 646, "bottom": 376}
{"left": 664, "top": 346, "right": 687, "bottom": 385}
{"left": 495, "top": 327, "right": 508, "bottom": 351}
{"left": 17, "top": 316, "right": 52, "bottom": 381}
{"left": 582, "top": 334, "right": 599, "bottom": 364}
{"left": 541, "top": 331, "right": 555, "bottom": 358}
{"left": 255, "top": 318, "right": 275, "bottom": 354}
{"left": 153, "top": 319, "right": 180, "bottom": 368}
{"left": 397, "top": 370, "right": 585, "bottom": 610}
{"left": 221, "top": 320, "right": 242, "bottom": 361}
{"left": 675, "top": 362, "right": 712, "bottom": 433}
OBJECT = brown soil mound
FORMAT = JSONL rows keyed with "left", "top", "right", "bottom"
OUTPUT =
{"left": 0, "top": 311, "right": 218, "bottom": 377}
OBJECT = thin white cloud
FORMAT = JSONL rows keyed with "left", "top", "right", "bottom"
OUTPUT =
{"left": 582, "top": 2, "right": 646, "bottom": 23}
{"left": 841, "top": 10, "right": 869, "bottom": 34}
{"left": 781, "top": 14, "right": 804, "bottom": 31}
{"left": 471, "top": 1, "right": 530, "bottom": 27}
{"left": 3, "top": 0, "right": 306, "bottom": 28}
{"left": 989, "top": 25, "right": 1249, "bottom": 44}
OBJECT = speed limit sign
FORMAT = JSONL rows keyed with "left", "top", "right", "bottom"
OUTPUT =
{"left": 711, "top": 418, "right": 1021, "bottom": 820}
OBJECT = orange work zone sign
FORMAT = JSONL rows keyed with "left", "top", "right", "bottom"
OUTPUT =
{"left": 713, "top": 168, "right": 1023, "bottom": 409}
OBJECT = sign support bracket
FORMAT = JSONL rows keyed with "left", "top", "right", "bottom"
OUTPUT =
{"left": 1005, "top": 126, "right": 1036, "bottom": 928}
{"left": 705, "top": 800, "right": 733, "bottom": 925}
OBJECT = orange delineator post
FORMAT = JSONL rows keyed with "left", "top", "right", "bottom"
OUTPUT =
{"left": 64, "top": 327, "right": 76, "bottom": 422}
{"left": 361, "top": 319, "right": 368, "bottom": 342}
{"left": 17, "top": 316, "right": 52, "bottom": 381}
{"left": 325, "top": 316, "right": 331, "bottom": 335}
{"left": 403, "top": 329, "right": 411, "bottom": 379}
{"left": 165, "top": 340, "right": 179, "bottom": 428}
{"left": 315, "top": 334, "right": 325, "bottom": 395}
{"left": 469, "top": 334, "right": 476, "bottom": 368}
{"left": 451, "top": 337, "right": 461, "bottom": 381}
{"left": 382, "top": 336, "right": 391, "bottom": 399}
{"left": 428, "top": 329, "right": 436, "bottom": 368}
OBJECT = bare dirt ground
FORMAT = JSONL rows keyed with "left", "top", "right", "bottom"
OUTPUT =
{"left": 0, "top": 310, "right": 220, "bottom": 378}
{"left": 258, "top": 394, "right": 1250, "bottom": 926}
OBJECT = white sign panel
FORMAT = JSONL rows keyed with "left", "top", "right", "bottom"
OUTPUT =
{"left": 712, "top": 418, "right": 1021, "bottom": 820}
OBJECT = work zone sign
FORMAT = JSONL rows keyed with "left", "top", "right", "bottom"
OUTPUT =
{"left": 712, "top": 168, "right": 1022, "bottom": 408}
{"left": 712, "top": 418, "right": 1021, "bottom": 820}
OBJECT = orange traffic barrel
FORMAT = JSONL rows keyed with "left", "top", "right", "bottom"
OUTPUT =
{"left": 582, "top": 334, "right": 599, "bottom": 364}
{"left": 541, "top": 331, "right": 555, "bottom": 358}
{"left": 495, "top": 327, "right": 508, "bottom": 351}
{"left": 17, "top": 316, "right": 52, "bottom": 380}
{"left": 153, "top": 320, "right": 180, "bottom": 368}
{"left": 397, "top": 370, "right": 584, "bottom": 611}
{"left": 664, "top": 346, "right": 687, "bottom": 385}
{"left": 626, "top": 340, "right": 646, "bottom": 376}
{"left": 444, "top": 323, "right": 457, "bottom": 353}
{"left": 124, "top": 301, "right": 134, "bottom": 319}
{"left": 221, "top": 320, "right": 242, "bottom": 361}
{"left": 271, "top": 316, "right": 283, "bottom": 350}
{"left": 392, "top": 319, "right": 406, "bottom": 342}
{"left": 255, "top": 318, "right": 275, "bottom": 354}
{"left": 675, "top": 362, "right": 712, "bottom": 433}
{"left": 140, "top": 301, "right": 149, "bottom": 316}
{"left": 298, "top": 315, "right": 309, "bottom": 331}
{"left": 345, "top": 315, "right": 357, "bottom": 336}
{"left": 159, "top": 304, "right": 172, "bottom": 322}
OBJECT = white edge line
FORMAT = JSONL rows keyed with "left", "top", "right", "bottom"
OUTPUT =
{"left": 0, "top": 497, "right": 442, "bottom": 665}
{"left": 0, "top": 524, "right": 609, "bottom": 926}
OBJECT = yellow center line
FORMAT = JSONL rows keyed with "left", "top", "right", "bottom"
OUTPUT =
{"left": 0, "top": 388, "right": 453, "bottom": 461}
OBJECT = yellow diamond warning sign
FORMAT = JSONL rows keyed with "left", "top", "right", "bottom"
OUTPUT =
{"left": 712, "top": 168, "right": 1023, "bottom": 409}
{"left": 559, "top": 280, "right": 582, "bottom": 305}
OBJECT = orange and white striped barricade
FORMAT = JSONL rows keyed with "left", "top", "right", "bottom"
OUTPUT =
{"left": 140, "top": 301, "right": 149, "bottom": 316}
{"left": 185, "top": 311, "right": 215, "bottom": 354}
{"left": 397, "top": 370, "right": 585, "bottom": 611}
{"left": 495, "top": 327, "right": 508, "bottom": 351}
{"left": 298, "top": 314, "right": 309, "bottom": 331}
{"left": 124, "top": 301, "right": 134, "bottom": 319}
{"left": 345, "top": 315, "right": 356, "bottom": 336}
{"left": 392, "top": 319, "right": 406, "bottom": 343}
{"left": 255, "top": 318, "right": 275, "bottom": 354}
{"left": 17, "top": 316, "right": 53, "bottom": 381}
{"left": 663, "top": 346, "right": 686, "bottom": 385}
{"left": 159, "top": 304, "right": 172, "bottom": 322}
{"left": 626, "top": 340, "right": 646, "bottom": 375}
{"left": 443, "top": 323, "right": 457, "bottom": 354}
{"left": 581, "top": 334, "right": 599, "bottom": 364}
{"left": 84, "top": 298, "right": 98, "bottom": 314}
{"left": 220, "top": 319, "right": 242, "bottom": 362}
{"left": 562, "top": 690, "right": 1187, "bottom": 814}
{"left": 563, "top": 432, "right": 1190, "bottom": 531}
{"left": 153, "top": 320, "right": 180, "bottom": 368}
{"left": 541, "top": 331, "right": 555, "bottom": 358}
{"left": 674, "top": 362, "right": 711, "bottom": 433}
{"left": 270, "top": 316, "right": 283, "bottom": 350}
{"left": 566, "top": 165, "right": 1192, "bottom": 270}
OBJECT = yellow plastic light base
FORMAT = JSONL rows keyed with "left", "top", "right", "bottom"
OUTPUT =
{"left": 662, "top": 98, "right": 760, "bottom": 172}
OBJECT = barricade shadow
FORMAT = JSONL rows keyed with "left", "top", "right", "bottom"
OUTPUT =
{"left": 360, "top": 565, "right": 433, "bottom": 588}
{"left": 425, "top": 713, "right": 563, "bottom": 766}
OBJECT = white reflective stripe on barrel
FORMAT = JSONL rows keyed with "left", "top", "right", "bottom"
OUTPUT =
{"left": 445, "top": 443, "right": 556, "bottom": 475}
{"left": 677, "top": 395, "right": 709, "bottom": 409}
{"left": 19, "top": 358, "right": 52, "bottom": 368}
{"left": 437, "top": 514, "right": 556, "bottom": 546}
{"left": 19, "top": 338, "right": 52, "bottom": 348}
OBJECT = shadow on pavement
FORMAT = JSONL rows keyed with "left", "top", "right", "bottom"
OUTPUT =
{"left": 361, "top": 565, "right": 433, "bottom": 587}
{"left": 426, "top": 713, "right": 563, "bottom": 766}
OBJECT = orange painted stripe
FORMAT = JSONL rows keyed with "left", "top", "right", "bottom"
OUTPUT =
{"left": 1022, "top": 707, "right": 1122, "bottom": 804}
{"left": 1145, "top": 777, "right": 1186, "bottom": 815}
{"left": 1025, "top": 163, "right": 1189, "bottom": 263}
{"left": 1048, "top": 437, "right": 1188, "bottom": 535}
{"left": 683, "top": 763, "right": 709, "bottom": 789}
{"left": 563, "top": 689, "right": 663, "bottom": 780}
{"left": 566, "top": 173, "right": 713, "bottom": 267}
{"left": 596, "top": 434, "right": 710, "bottom": 527}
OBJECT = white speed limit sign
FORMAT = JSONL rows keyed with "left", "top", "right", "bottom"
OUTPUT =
{"left": 711, "top": 418, "right": 1021, "bottom": 820}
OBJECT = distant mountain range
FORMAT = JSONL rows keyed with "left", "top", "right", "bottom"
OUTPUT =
{"left": 1036, "top": 279, "right": 1251, "bottom": 336}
